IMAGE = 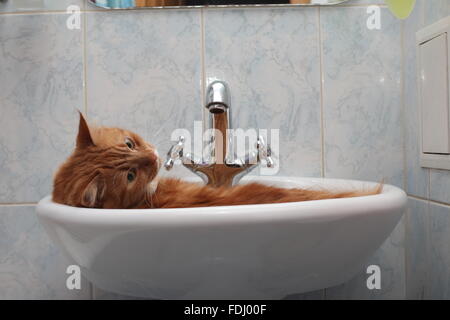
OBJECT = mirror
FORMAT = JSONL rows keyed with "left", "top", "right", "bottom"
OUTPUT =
{"left": 88, "top": 0, "right": 349, "bottom": 9}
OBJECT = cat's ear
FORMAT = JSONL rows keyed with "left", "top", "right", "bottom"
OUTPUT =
{"left": 77, "top": 111, "right": 95, "bottom": 149}
{"left": 81, "top": 175, "right": 106, "bottom": 208}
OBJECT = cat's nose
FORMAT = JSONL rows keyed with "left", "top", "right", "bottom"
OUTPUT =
{"left": 141, "top": 151, "right": 159, "bottom": 168}
{"left": 135, "top": 151, "right": 157, "bottom": 168}
{"left": 148, "top": 150, "right": 158, "bottom": 163}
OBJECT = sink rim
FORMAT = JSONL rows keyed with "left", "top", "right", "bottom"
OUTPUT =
{"left": 36, "top": 176, "right": 407, "bottom": 226}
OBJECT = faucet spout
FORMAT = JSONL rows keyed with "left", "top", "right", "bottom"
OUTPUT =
{"left": 165, "top": 80, "right": 274, "bottom": 187}
{"left": 205, "top": 81, "right": 232, "bottom": 165}
{"left": 205, "top": 80, "right": 231, "bottom": 113}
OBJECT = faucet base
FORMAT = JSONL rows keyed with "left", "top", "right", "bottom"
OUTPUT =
{"left": 183, "top": 162, "right": 256, "bottom": 188}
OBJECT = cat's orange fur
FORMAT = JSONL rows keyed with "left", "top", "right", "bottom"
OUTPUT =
{"left": 52, "top": 113, "right": 382, "bottom": 209}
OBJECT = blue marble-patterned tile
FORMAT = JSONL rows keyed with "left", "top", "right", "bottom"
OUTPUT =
{"left": 430, "top": 170, "right": 450, "bottom": 205}
{"left": 423, "top": 0, "right": 450, "bottom": 25}
{"left": 0, "top": 206, "right": 91, "bottom": 299}
{"left": 405, "top": 197, "right": 428, "bottom": 300}
{"left": 0, "top": 13, "right": 83, "bottom": 203}
{"left": 325, "top": 214, "right": 406, "bottom": 299}
{"left": 86, "top": 10, "right": 202, "bottom": 179}
{"left": 321, "top": 7, "right": 403, "bottom": 187}
{"left": 403, "top": 0, "right": 429, "bottom": 198}
{"left": 204, "top": 7, "right": 322, "bottom": 177}
{"left": 0, "top": 0, "right": 84, "bottom": 12}
{"left": 426, "top": 202, "right": 450, "bottom": 299}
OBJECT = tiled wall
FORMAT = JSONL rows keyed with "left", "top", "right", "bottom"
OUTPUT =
{"left": 0, "top": 0, "right": 91, "bottom": 299}
{"left": 0, "top": 0, "right": 446, "bottom": 299}
{"left": 404, "top": 0, "right": 450, "bottom": 300}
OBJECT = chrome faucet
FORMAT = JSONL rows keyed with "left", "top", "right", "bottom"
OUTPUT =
{"left": 164, "top": 80, "right": 274, "bottom": 187}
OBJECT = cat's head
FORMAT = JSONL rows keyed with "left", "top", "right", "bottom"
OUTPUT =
{"left": 52, "top": 113, "right": 161, "bottom": 208}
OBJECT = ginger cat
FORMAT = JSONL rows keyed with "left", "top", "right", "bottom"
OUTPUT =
{"left": 52, "top": 113, "right": 381, "bottom": 209}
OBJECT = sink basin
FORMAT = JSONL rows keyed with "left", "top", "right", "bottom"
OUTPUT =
{"left": 36, "top": 176, "right": 407, "bottom": 299}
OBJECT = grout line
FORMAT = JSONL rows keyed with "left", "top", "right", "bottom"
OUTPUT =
{"left": 400, "top": 13, "right": 407, "bottom": 293}
{"left": 424, "top": 198, "right": 430, "bottom": 299}
{"left": 425, "top": 0, "right": 429, "bottom": 202}
{"left": 419, "top": 0, "right": 425, "bottom": 28}
{"left": 83, "top": 10, "right": 88, "bottom": 116}
{"left": 200, "top": 8, "right": 207, "bottom": 135}
{"left": 0, "top": 4, "right": 388, "bottom": 15}
{"left": 0, "top": 203, "right": 37, "bottom": 207}
{"left": 0, "top": 10, "right": 69, "bottom": 15}
{"left": 408, "top": 194, "right": 450, "bottom": 207}
{"left": 407, "top": 194, "right": 429, "bottom": 203}
{"left": 401, "top": 19, "right": 407, "bottom": 193}
{"left": 188, "top": 4, "right": 389, "bottom": 11}
{"left": 318, "top": 7, "right": 325, "bottom": 178}
{"left": 404, "top": 201, "right": 410, "bottom": 299}
{"left": 401, "top": 20, "right": 408, "bottom": 297}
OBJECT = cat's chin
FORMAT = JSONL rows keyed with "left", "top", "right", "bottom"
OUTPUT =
{"left": 156, "top": 152, "right": 162, "bottom": 171}
{"left": 146, "top": 177, "right": 159, "bottom": 195}
{"left": 147, "top": 151, "right": 161, "bottom": 194}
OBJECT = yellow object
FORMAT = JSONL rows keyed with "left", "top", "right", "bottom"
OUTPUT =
{"left": 385, "top": 0, "right": 416, "bottom": 20}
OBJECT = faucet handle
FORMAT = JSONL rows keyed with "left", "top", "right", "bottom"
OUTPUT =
{"left": 164, "top": 136, "right": 185, "bottom": 170}
{"left": 256, "top": 136, "right": 274, "bottom": 168}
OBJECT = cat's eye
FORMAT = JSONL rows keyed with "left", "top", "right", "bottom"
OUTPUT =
{"left": 127, "top": 169, "right": 136, "bottom": 183}
{"left": 125, "top": 137, "right": 135, "bottom": 149}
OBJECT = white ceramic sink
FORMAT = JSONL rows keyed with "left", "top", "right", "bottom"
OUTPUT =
{"left": 36, "top": 176, "right": 407, "bottom": 299}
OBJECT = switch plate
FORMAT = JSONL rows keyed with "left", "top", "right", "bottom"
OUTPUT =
{"left": 417, "top": 16, "right": 450, "bottom": 170}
